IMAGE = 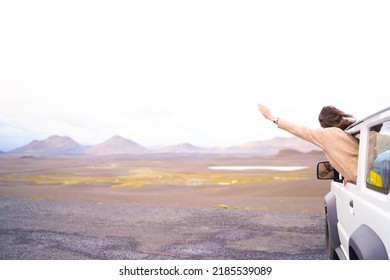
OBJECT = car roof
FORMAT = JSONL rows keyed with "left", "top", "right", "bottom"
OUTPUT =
{"left": 347, "top": 106, "right": 390, "bottom": 134}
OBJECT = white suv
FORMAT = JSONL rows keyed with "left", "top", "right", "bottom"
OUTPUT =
{"left": 317, "top": 106, "right": 390, "bottom": 260}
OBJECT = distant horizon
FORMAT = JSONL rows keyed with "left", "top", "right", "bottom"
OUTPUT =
{"left": 1, "top": 133, "right": 309, "bottom": 153}
{"left": 1, "top": 132, "right": 319, "bottom": 156}
{"left": 2, "top": 103, "right": 389, "bottom": 152}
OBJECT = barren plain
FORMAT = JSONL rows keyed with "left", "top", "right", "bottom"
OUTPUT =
{"left": 0, "top": 152, "right": 329, "bottom": 259}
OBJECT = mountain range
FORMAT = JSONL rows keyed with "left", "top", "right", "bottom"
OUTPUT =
{"left": 4, "top": 135, "right": 320, "bottom": 156}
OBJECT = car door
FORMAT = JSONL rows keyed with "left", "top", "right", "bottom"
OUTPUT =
{"left": 353, "top": 119, "right": 390, "bottom": 258}
{"left": 334, "top": 173, "right": 360, "bottom": 258}
{"left": 337, "top": 114, "right": 390, "bottom": 259}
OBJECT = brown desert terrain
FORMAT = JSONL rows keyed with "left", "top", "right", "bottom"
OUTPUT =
{"left": 0, "top": 152, "right": 328, "bottom": 213}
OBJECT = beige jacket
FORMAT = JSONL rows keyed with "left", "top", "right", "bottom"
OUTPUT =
{"left": 278, "top": 118, "right": 359, "bottom": 182}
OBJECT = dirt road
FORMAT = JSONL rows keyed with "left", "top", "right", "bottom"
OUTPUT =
{"left": 0, "top": 198, "right": 326, "bottom": 260}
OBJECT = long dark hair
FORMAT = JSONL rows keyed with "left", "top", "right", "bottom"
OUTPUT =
{"left": 318, "top": 106, "right": 355, "bottom": 130}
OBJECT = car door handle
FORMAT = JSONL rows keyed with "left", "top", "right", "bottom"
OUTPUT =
{"left": 349, "top": 199, "right": 355, "bottom": 215}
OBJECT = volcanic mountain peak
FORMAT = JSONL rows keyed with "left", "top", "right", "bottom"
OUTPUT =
{"left": 10, "top": 135, "right": 84, "bottom": 155}
{"left": 105, "top": 135, "right": 137, "bottom": 145}
{"left": 158, "top": 142, "right": 210, "bottom": 154}
{"left": 85, "top": 135, "right": 148, "bottom": 155}
{"left": 174, "top": 143, "right": 197, "bottom": 149}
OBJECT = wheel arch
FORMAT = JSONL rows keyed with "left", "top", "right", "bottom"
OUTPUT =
{"left": 349, "top": 224, "right": 389, "bottom": 260}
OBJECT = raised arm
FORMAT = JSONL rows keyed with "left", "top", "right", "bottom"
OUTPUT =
{"left": 257, "top": 103, "right": 326, "bottom": 149}
{"left": 257, "top": 103, "right": 279, "bottom": 124}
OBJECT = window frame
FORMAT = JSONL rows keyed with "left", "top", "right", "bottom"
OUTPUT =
{"left": 365, "top": 120, "right": 390, "bottom": 195}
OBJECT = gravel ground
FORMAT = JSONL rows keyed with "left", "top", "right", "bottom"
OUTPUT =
{"left": 0, "top": 198, "right": 326, "bottom": 260}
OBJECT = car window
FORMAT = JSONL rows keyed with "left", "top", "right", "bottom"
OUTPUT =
{"left": 366, "top": 121, "right": 390, "bottom": 194}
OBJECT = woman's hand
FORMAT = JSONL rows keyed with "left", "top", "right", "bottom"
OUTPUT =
{"left": 257, "top": 103, "right": 274, "bottom": 121}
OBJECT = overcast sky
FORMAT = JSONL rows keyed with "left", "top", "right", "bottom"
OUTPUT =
{"left": 0, "top": 0, "right": 389, "bottom": 151}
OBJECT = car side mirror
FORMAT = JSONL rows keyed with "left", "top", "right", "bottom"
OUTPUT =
{"left": 317, "top": 161, "right": 335, "bottom": 180}
{"left": 316, "top": 161, "right": 344, "bottom": 183}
